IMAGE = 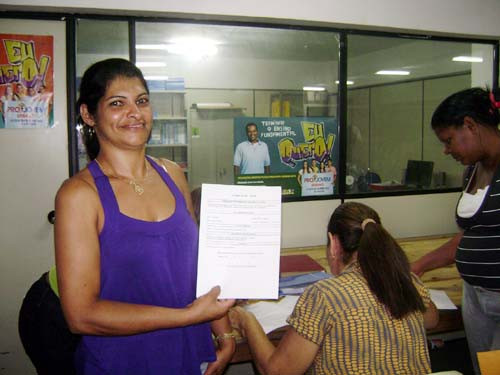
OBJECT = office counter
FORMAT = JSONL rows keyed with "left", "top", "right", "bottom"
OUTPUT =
{"left": 230, "top": 234, "right": 462, "bottom": 364}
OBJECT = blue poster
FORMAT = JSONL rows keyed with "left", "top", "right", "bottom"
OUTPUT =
{"left": 233, "top": 117, "right": 338, "bottom": 197}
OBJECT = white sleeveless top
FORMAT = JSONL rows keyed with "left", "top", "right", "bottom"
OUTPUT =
{"left": 457, "top": 186, "right": 489, "bottom": 218}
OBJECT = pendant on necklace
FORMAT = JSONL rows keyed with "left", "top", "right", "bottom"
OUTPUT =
{"left": 129, "top": 180, "right": 145, "bottom": 195}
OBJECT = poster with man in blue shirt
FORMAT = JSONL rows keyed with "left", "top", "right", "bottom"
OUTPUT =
{"left": 233, "top": 117, "right": 338, "bottom": 198}
{"left": 233, "top": 122, "right": 271, "bottom": 175}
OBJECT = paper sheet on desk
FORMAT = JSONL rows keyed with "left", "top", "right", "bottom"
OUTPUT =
{"left": 429, "top": 289, "right": 457, "bottom": 310}
{"left": 196, "top": 184, "right": 282, "bottom": 299}
{"left": 244, "top": 296, "right": 300, "bottom": 334}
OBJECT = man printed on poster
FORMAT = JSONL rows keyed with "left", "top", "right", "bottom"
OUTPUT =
{"left": 233, "top": 122, "right": 271, "bottom": 175}
{"left": 233, "top": 117, "right": 338, "bottom": 197}
{"left": 0, "top": 34, "right": 54, "bottom": 129}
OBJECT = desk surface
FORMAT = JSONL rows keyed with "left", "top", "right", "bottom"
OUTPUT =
{"left": 281, "top": 234, "right": 462, "bottom": 306}
{"left": 231, "top": 234, "right": 463, "bottom": 363}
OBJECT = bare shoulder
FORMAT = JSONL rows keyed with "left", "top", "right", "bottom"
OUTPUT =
{"left": 152, "top": 157, "right": 193, "bottom": 205}
{"left": 151, "top": 157, "right": 186, "bottom": 184}
{"left": 153, "top": 157, "right": 183, "bottom": 174}
{"left": 55, "top": 167, "right": 99, "bottom": 207}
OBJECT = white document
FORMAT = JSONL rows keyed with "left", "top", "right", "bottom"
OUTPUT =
{"left": 429, "top": 289, "right": 457, "bottom": 310}
{"left": 243, "top": 296, "right": 300, "bottom": 334}
{"left": 196, "top": 183, "right": 282, "bottom": 299}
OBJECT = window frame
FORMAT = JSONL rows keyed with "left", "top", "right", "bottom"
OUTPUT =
{"left": 3, "top": 11, "right": 497, "bottom": 202}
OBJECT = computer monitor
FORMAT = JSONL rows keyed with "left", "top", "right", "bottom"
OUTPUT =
{"left": 405, "top": 160, "right": 434, "bottom": 188}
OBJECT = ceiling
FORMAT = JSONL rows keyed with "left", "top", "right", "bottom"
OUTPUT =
{"left": 77, "top": 19, "right": 410, "bottom": 60}
{"left": 76, "top": 19, "right": 488, "bottom": 88}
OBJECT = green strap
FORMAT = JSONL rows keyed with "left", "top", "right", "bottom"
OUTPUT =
{"left": 48, "top": 266, "right": 59, "bottom": 297}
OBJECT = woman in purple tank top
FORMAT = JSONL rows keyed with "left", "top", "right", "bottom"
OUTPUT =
{"left": 54, "top": 58, "right": 235, "bottom": 375}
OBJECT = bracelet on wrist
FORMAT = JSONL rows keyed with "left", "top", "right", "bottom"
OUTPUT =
{"left": 215, "top": 332, "right": 237, "bottom": 341}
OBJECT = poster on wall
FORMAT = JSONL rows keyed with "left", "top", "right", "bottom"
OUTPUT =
{"left": 0, "top": 33, "right": 54, "bottom": 129}
{"left": 233, "top": 117, "right": 338, "bottom": 198}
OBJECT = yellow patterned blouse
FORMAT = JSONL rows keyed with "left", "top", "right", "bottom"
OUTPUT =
{"left": 287, "top": 263, "right": 431, "bottom": 375}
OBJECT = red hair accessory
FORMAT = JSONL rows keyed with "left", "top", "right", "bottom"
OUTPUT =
{"left": 490, "top": 92, "right": 500, "bottom": 109}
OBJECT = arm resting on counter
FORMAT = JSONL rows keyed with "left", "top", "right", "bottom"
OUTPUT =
{"left": 230, "top": 306, "right": 318, "bottom": 375}
{"left": 411, "top": 232, "right": 462, "bottom": 277}
{"left": 424, "top": 300, "right": 439, "bottom": 330}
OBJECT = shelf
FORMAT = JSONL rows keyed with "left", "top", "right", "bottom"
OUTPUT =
{"left": 153, "top": 116, "right": 187, "bottom": 121}
{"left": 192, "top": 104, "right": 245, "bottom": 110}
{"left": 196, "top": 107, "right": 245, "bottom": 110}
{"left": 146, "top": 143, "right": 188, "bottom": 148}
{"left": 146, "top": 87, "right": 189, "bottom": 181}
{"left": 304, "top": 103, "right": 335, "bottom": 108}
{"left": 150, "top": 90, "right": 186, "bottom": 94}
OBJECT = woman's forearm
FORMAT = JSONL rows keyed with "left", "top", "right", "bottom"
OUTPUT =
{"left": 240, "top": 312, "right": 276, "bottom": 375}
{"left": 62, "top": 286, "right": 233, "bottom": 336}
{"left": 412, "top": 232, "right": 462, "bottom": 276}
{"left": 211, "top": 315, "right": 236, "bottom": 354}
{"left": 64, "top": 299, "right": 193, "bottom": 335}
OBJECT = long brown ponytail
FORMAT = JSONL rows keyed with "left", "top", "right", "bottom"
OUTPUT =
{"left": 328, "top": 202, "right": 425, "bottom": 319}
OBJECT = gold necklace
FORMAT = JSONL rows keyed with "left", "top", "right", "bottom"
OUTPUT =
{"left": 95, "top": 158, "right": 149, "bottom": 196}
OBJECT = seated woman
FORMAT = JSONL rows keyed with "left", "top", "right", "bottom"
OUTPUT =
{"left": 230, "top": 202, "right": 438, "bottom": 375}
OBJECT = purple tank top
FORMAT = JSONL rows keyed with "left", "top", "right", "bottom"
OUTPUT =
{"left": 75, "top": 157, "right": 215, "bottom": 374}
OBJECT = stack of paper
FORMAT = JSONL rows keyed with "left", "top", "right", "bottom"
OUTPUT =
{"left": 279, "top": 271, "right": 330, "bottom": 296}
{"left": 429, "top": 289, "right": 457, "bottom": 310}
{"left": 244, "top": 295, "right": 300, "bottom": 334}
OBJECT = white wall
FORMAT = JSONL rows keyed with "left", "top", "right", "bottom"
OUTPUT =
{"left": 282, "top": 199, "right": 341, "bottom": 247}
{"left": 346, "top": 193, "right": 461, "bottom": 239}
{"left": 3, "top": 0, "right": 500, "bottom": 39}
{"left": 0, "top": 18, "right": 68, "bottom": 375}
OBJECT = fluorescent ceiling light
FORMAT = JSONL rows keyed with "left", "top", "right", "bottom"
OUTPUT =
{"left": 303, "top": 86, "right": 326, "bottom": 91}
{"left": 136, "top": 44, "right": 168, "bottom": 50}
{"left": 167, "top": 38, "right": 218, "bottom": 58}
{"left": 137, "top": 38, "right": 218, "bottom": 59}
{"left": 452, "top": 56, "right": 483, "bottom": 63}
{"left": 136, "top": 62, "right": 167, "bottom": 68}
{"left": 335, "top": 80, "right": 354, "bottom": 85}
{"left": 144, "top": 75, "right": 169, "bottom": 81}
{"left": 376, "top": 70, "right": 410, "bottom": 76}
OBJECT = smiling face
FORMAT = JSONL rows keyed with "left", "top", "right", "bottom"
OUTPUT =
{"left": 15, "top": 83, "right": 25, "bottom": 96}
{"left": 434, "top": 123, "right": 480, "bottom": 165}
{"left": 246, "top": 124, "right": 259, "bottom": 143}
{"left": 82, "top": 76, "right": 153, "bottom": 151}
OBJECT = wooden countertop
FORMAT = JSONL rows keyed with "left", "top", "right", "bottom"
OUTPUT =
{"left": 281, "top": 234, "right": 462, "bottom": 306}
{"left": 230, "top": 234, "right": 463, "bottom": 363}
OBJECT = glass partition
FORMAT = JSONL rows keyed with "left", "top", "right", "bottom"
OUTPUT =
{"left": 136, "top": 22, "right": 340, "bottom": 199}
{"left": 346, "top": 34, "right": 493, "bottom": 194}
{"left": 75, "top": 18, "right": 129, "bottom": 170}
{"left": 70, "top": 17, "right": 497, "bottom": 200}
